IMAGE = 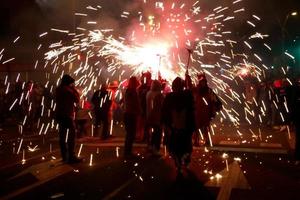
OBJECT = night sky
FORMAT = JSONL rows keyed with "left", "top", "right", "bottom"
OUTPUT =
{"left": 0, "top": 0, "right": 299, "bottom": 62}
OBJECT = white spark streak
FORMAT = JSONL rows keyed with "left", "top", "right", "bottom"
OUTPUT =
{"left": 78, "top": 144, "right": 83, "bottom": 157}
{"left": 39, "top": 32, "right": 48, "bottom": 37}
{"left": 51, "top": 28, "right": 69, "bottom": 33}
{"left": 284, "top": 52, "right": 295, "bottom": 60}
{"left": 2, "top": 58, "right": 15, "bottom": 64}
{"left": 17, "top": 138, "right": 23, "bottom": 155}
{"left": 89, "top": 154, "right": 93, "bottom": 166}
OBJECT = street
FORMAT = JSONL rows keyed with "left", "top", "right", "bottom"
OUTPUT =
{"left": 0, "top": 123, "right": 299, "bottom": 200}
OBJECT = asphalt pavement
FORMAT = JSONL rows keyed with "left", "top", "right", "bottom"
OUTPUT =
{"left": 0, "top": 122, "right": 299, "bottom": 200}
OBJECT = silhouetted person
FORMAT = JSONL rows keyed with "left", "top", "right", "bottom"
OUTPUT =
{"left": 162, "top": 77, "right": 195, "bottom": 175}
{"left": 193, "top": 73, "right": 222, "bottom": 146}
{"left": 0, "top": 80, "right": 5, "bottom": 130}
{"left": 92, "top": 85, "right": 112, "bottom": 139}
{"left": 137, "top": 72, "right": 152, "bottom": 143}
{"left": 108, "top": 81, "right": 119, "bottom": 124}
{"left": 76, "top": 93, "right": 92, "bottom": 139}
{"left": 291, "top": 79, "right": 300, "bottom": 165}
{"left": 146, "top": 80, "right": 164, "bottom": 155}
{"left": 257, "top": 81, "right": 272, "bottom": 126}
{"left": 55, "top": 74, "right": 81, "bottom": 163}
{"left": 26, "top": 83, "right": 43, "bottom": 132}
{"left": 123, "top": 76, "right": 141, "bottom": 157}
{"left": 271, "top": 79, "right": 289, "bottom": 131}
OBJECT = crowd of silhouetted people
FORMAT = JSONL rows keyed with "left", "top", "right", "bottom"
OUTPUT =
{"left": 0, "top": 71, "right": 300, "bottom": 168}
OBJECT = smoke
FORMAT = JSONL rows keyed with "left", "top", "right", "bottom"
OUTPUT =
{"left": 1, "top": 0, "right": 299, "bottom": 63}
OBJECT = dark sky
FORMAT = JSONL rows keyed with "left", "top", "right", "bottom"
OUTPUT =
{"left": 0, "top": 0, "right": 299, "bottom": 62}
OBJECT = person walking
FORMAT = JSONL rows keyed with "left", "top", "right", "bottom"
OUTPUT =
{"left": 55, "top": 74, "right": 82, "bottom": 163}
{"left": 137, "top": 72, "right": 152, "bottom": 143}
{"left": 146, "top": 80, "right": 164, "bottom": 156}
{"left": 162, "top": 77, "right": 195, "bottom": 175}
{"left": 193, "top": 73, "right": 222, "bottom": 146}
{"left": 123, "top": 76, "right": 141, "bottom": 158}
{"left": 92, "top": 84, "right": 112, "bottom": 139}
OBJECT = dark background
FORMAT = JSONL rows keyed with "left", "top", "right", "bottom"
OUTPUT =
{"left": 0, "top": 0, "right": 299, "bottom": 65}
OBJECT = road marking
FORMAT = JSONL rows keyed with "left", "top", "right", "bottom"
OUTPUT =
{"left": 102, "top": 157, "right": 164, "bottom": 200}
{"left": 81, "top": 142, "right": 288, "bottom": 154}
{"left": 219, "top": 141, "right": 241, "bottom": 145}
{"left": 259, "top": 143, "right": 282, "bottom": 148}
{"left": 3, "top": 160, "right": 73, "bottom": 200}
{"left": 220, "top": 141, "right": 283, "bottom": 148}
{"left": 208, "top": 146, "right": 287, "bottom": 154}
{"left": 82, "top": 142, "right": 147, "bottom": 148}
{"left": 0, "top": 149, "right": 60, "bottom": 171}
{"left": 205, "top": 161, "right": 251, "bottom": 200}
{"left": 102, "top": 178, "right": 136, "bottom": 200}
{"left": 5, "top": 135, "right": 57, "bottom": 143}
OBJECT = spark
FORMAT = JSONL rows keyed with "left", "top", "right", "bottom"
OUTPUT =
{"left": 89, "top": 154, "right": 93, "bottom": 166}
{"left": 9, "top": 99, "right": 18, "bottom": 111}
{"left": 116, "top": 147, "right": 120, "bottom": 157}
{"left": 234, "top": 157, "right": 241, "bottom": 162}
{"left": 28, "top": 145, "right": 39, "bottom": 152}
{"left": 17, "top": 138, "right": 23, "bottom": 155}
{"left": 284, "top": 52, "right": 295, "bottom": 60}
{"left": 2, "top": 57, "right": 15, "bottom": 64}
{"left": 208, "top": 131, "right": 213, "bottom": 147}
{"left": 22, "top": 149, "right": 26, "bottom": 164}
{"left": 287, "top": 125, "right": 291, "bottom": 139}
{"left": 110, "top": 120, "right": 113, "bottom": 135}
{"left": 233, "top": 0, "right": 243, "bottom": 4}
{"left": 50, "top": 28, "right": 69, "bottom": 33}
{"left": 247, "top": 21, "right": 256, "bottom": 27}
{"left": 263, "top": 43, "right": 272, "bottom": 51}
{"left": 252, "top": 15, "right": 261, "bottom": 21}
{"left": 86, "top": 6, "right": 98, "bottom": 11}
{"left": 78, "top": 144, "right": 83, "bottom": 157}
{"left": 244, "top": 41, "right": 252, "bottom": 49}
{"left": 139, "top": 176, "right": 144, "bottom": 182}
{"left": 87, "top": 21, "right": 97, "bottom": 24}
{"left": 234, "top": 8, "right": 245, "bottom": 13}
{"left": 215, "top": 173, "right": 222, "bottom": 179}
{"left": 75, "top": 13, "right": 88, "bottom": 16}
{"left": 13, "top": 36, "right": 20, "bottom": 43}
{"left": 39, "top": 32, "right": 48, "bottom": 37}
{"left": 39, "top": 123, "right": 45, "bottom": 135}
{"left": 65, "top": 129, "right": 69, "bottom": 143}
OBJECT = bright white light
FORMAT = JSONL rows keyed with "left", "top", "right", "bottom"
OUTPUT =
{"left": 291, "top": 12, "right": 298, "bottom": 16}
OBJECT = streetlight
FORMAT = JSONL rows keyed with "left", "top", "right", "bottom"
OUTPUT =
{"left": 291, "top": 12, "right": 298, "bottom": 16}
{"left": 281, "top": 11, "right": 298, "bottom": 53}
